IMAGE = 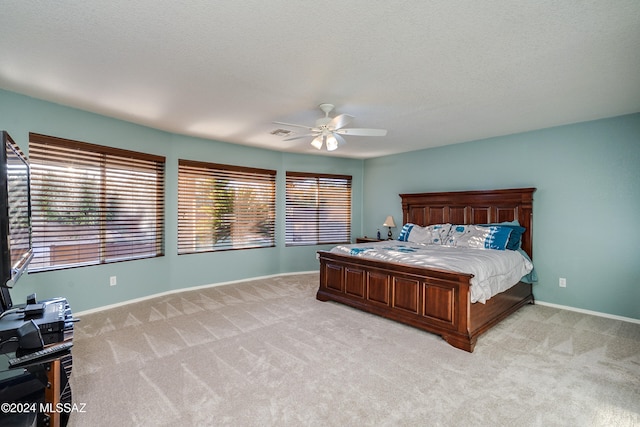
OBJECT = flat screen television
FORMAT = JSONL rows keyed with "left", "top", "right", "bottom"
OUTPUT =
{"left": 0, "top": 131, "right": 33, "bottom": 312}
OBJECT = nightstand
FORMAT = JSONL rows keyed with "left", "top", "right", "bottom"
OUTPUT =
{"left": 355, "top": 237, "right": 384, "bottom": 243}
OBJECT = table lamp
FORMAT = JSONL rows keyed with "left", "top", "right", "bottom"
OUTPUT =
{"left": 383, "top": 215, "right": 396, "bottom": 239}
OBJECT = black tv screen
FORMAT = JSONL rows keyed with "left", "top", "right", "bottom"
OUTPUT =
{"left": 0, "top": 131, "right": 33, "bottom": 310}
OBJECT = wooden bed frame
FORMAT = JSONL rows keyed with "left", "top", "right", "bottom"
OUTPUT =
{"left": 316, "top": 188, "right": 536, "bottom": 352}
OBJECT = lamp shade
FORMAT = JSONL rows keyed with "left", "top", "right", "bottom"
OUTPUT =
{"left": 310, "top": 136, "right": 323, "bottom": 150}
{"left": 325, "top": 135, "right": 338, "bottom": 151}
{"left": 383, "top": 216, "right": 396, "bottom": 228}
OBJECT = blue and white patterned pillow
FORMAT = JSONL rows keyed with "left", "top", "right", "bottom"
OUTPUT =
{"left": 479, "top": 221, "right": 526, "bottom": 251}
{"left": 398, "top": 223, "right": 451, "bottom": 245}
{"left": 444, "top": 225, "right": 512, "bottom": 250}
{"left": 397, "top": 223, "right": 415, "bottom": 241}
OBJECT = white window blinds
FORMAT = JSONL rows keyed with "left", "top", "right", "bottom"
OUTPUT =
{"left": 29, "top": 133, "right": 165, "bottom": 271}
{"left": 178, "top": 160, "right": 276, "bottom": 254}
{"left": 285, "top": 172, "right": 352, "bottom": 246}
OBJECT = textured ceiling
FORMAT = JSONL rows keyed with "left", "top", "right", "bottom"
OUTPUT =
{"left": 1, "top": 1, "right": 639, "bottom": 159}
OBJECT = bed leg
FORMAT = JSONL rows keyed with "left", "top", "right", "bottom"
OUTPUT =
{"left": 442, "top": 334, "right": 476, "bottom": 353}
{"left": 316, "top": 291, "right": 330, "bottom": 302}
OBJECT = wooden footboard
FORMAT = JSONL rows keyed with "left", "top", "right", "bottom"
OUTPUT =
{"left": 317, "top": 251, "right": 533, "bottom": 352}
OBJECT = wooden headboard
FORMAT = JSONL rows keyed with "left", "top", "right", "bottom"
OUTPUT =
{"left": 400, "top": 188, "right": 536, "bottom": 259}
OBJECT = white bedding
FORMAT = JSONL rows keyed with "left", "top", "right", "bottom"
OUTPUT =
{"left": 330, "top": 241, "right": 533, "bottom": 304}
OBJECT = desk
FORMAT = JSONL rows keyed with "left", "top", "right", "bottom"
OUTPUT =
{"left": 0, "top": 346, "right": 72, "bottom": 427}
{"left": 0, "top": 347, "right": 47, "bottom": 426}
{"left": 0, "top": 297, "right": 74, "bottom": 427}
{"left": 45, "top": 358, "right": 62, "bottom": 427}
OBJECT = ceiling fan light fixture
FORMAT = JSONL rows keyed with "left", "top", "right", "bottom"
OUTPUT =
{"left": 326, "top": 135, "right": 338, "bottom": 151}
{"left": 275, "top": 103, "right": 387, "bottom": 153}
{"left": 310, "top": 136, "right": 323, "bottom": 150}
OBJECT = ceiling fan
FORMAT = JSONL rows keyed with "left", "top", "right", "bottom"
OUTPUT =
{"left": 274, "top": 103, "right": 387, "bottom": 151}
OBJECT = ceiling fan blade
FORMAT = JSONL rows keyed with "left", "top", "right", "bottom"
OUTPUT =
{"left": 282, "top": 134, "right": 317, "bottom": 141}
{"left": 328, "top": 114, "right": 354, "bottom": 130}
{"left": 335, "top": 128, "right": 387, "bottom": 136}
{"left": 273, "top": 121, "right": 315, "bottom": 131}
{"left": 334, "top": 133, "right": 347, "bottom": 146}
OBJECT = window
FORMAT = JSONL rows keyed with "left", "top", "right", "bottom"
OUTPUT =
{"left": 178, "top": 160, "right": 276, "bottom": 254}
{"left": 29, "top": 133, "right": 165, "bottom": 271}
{"left": 285, "top": 172, "right": 352, "bottom": 246}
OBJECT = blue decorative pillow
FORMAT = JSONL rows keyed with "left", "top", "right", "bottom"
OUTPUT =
{"left": 480, "top": 221, "right": 526, "bottom": 251}
{"left": 445, "top": 225, "right": 512, "bottom": 250}
{"left": 397, "top": 223, "right": 414, "bottom": 241}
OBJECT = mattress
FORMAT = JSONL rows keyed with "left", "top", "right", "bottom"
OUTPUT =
{"left": 330, "top": 241, "right": 533, "bottom": 303}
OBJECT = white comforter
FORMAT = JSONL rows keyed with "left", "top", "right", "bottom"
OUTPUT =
{"left": 330, "top": 241, "right": 533, "bottom": 304}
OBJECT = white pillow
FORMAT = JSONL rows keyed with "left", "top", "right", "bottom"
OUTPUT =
{"left": 404, "top": 223, "right": 451, "bottom": 245}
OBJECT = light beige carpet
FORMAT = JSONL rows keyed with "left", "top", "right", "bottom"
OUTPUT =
{"left": 67, "top": 273, "right": 640, "bottom": 426}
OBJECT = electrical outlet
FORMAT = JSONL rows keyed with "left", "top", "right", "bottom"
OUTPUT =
{"left": 110, "top": 276, "right": 117, "bottom": 286}
{"left": 559, "top": 277, "right": 566, "bottom": 288}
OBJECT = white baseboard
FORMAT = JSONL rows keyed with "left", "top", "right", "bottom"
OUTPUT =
{"left": 535, "top": 300, "right": 640, "bottom": 325}
{"left": 75, "top": 270, "right": 319, "bottom": 317}
{"left": 75, "top": 273, "right": 640, "bottom": 326}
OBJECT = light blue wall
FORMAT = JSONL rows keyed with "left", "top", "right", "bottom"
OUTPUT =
{"left": 2, "top": 89, "right": 638, "bottom": 320}
{"left": 0, "top": 90, "right": 363, "bottom": 311}
{"left": 363, "top": 114, "right": 640, "bottom": 320}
